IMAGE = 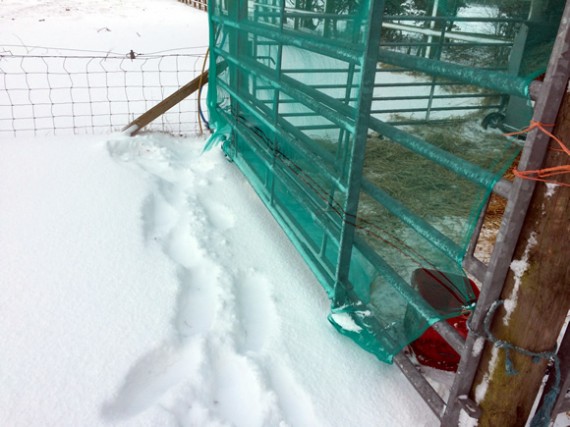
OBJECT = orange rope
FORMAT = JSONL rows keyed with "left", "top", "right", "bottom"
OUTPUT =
{"left": 504, "top": 120, "right": 570, "bottom": 188}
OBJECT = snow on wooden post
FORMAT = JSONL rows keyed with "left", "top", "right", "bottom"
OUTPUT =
{"left": 469, "top": 90, "right": 570, "bottom": 426}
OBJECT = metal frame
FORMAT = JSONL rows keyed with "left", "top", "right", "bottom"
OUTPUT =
{"left": 252, "top": 9, "right": 525, "bottom": 125}
{"left": 333, "top": 1, "right": 386, "bottom": 306}
{"left": 207, "top": 1, "right": 570, "bottom": 424}
{"left": 378, "top": 1, "right": 570, "bottom": 424}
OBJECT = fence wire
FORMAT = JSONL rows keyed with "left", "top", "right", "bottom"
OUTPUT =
{"left": 178, "top": 0, "right": 208, "bottom": 12}
{"left": 0, "top": 46, "right": 208, "bottom": 137}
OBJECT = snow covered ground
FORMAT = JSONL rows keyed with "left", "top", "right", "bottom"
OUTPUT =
{"left": 2, "top": 1, "right": 567, "bottom": 426}
{"left": 0, "top": 130, "right": 441, "bottom": 426}
{"left": 0, "top": 0, "right": 209, "bottom": 137}
{"left": 1, "top": 1, "right": 440, "bottom": 426}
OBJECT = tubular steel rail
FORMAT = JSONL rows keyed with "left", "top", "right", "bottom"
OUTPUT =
{"left": 252, "top": 9, "right": 525, "bottom": 127}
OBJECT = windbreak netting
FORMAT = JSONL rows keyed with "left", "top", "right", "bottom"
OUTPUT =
{"left": 206, "top": 0, "right": 563, "bottom": 363}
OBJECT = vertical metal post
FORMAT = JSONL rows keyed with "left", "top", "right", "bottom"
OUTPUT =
{"left": 272, "top": 0, "right": 278, "bottom": 25}
{"left": 228, "top": 0, "right": 249, "bottom": 153}
{"left": 324, "top": 0, "right": 336, "bottom": 37}
{"left": 333, "top": 0, "right": 386, "bottom": 305}
{"left": 269, "top": 0, "right": 286, "bottom": 206}
{"left": 425, "top": 20, "right": 447, "bottom": 121}
{"left": 324, "top": 4, "right": 358, "bottom": 275}
{"left": 503, "top": 25, "right": 533, "bottom": 132}
{"left": 425, "top": 0, "right": 440, "bottom": 58}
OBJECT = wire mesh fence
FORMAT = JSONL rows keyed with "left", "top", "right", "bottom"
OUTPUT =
{"left": 0, "top": 45, "right": 209, "bottom": 137}
{"left": 178, "top": 0, "right": 208, "bottom": 12}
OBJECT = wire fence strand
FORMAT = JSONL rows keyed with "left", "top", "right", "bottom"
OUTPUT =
{"left": 0, "top": 46, "right": 208, "bottom": 137}
{"left": 178, "top": 0, "right": 208, "bottom": 12}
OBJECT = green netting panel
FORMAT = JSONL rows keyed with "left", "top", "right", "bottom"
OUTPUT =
{"left": 206, "top": 0, "right": 562, "bottom": 363}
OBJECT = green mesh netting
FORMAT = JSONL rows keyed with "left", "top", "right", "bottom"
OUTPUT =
{"left": 206, "top": 0, "right": 563, "bottom": 363}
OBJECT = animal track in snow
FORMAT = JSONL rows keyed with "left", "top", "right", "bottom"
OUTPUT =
{"left": 267, "top": 363, "right": 321, "bottom": 427}
{"left": 234, "top": 271, "right": 277, "bottom": 354}
{"left": 200, "top": 198, "right": 236, "bottom": 232}
{"left": 102, "top": 339, "right": 204, "bottom": 421}
{"left": 156, "top": 178, "right": 192, "bottom": 209}
{"left": 205, "top": 347, "right": 282, "bottom": 427}
{"left": 141, "top": 192, "right": 179, "bottom": 243}
{"left": 106, "top": 134, "right": 296, "bottom": 426}
{"left": 174, "top": 264, "right": 221, "bottom": 340}
{"left": 163, "top": 222, "right": 206, "bottom": 270}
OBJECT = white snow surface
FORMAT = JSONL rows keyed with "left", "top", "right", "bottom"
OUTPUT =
{"left": 0, "top": 2, "right": 442, "bottom": 425}
{"left": 0, "top": 130, "right": 439, "bottom": 426}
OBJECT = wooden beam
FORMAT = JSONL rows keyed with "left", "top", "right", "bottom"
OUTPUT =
{"left": 123, "top": 68, "right": 210, "bottom": 136}
{"left": 469, "top": 90, "right": 570, "bottom": 426}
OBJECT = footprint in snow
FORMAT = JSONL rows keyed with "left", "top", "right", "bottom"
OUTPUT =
{"left": 140, "top": 192, "right": 179, "bottom": 244}
{"left": 267, "top": 363, "right": 321, "bottom": 427}
{"left": 205, "top": 346, "right": 283, "bottom": 427}
{"left": 200, "top": 198, "right": 236, "bottom": 232}
{"left": 101, "top": 339, "right": 204, "bottom": 421}
{"left": 173, "top": 264, "right": 222, "bottom": 340}
{"left": 234, "top": 271, "right": 278, "bottom": 354}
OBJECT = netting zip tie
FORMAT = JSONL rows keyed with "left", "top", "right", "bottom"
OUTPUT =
{"left": 504, "top": 120, "right": 570, "bottom": 188}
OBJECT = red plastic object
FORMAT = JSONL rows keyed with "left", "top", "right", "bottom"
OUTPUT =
{"left": 409, "top": 269, "right": 480, "bottom": 372}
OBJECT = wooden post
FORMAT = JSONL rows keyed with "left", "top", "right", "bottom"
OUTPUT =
{"left": 469, "top": 90, "right": 570, "bottom": 425}
{"left": 123, "top": 62, "right": 226, "bottom": 136}
{"left": 123, "top": 69, "right": 210, "bottom": 136}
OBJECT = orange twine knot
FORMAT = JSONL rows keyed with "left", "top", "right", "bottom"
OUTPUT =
{"left": 504, "top": 120, "right": 570, "bottom": 188}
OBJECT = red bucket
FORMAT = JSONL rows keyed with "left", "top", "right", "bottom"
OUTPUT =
{"left": 408, "top": 269, "right": 479, "bottom": 372}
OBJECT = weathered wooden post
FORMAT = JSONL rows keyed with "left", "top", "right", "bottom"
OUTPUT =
{"left": 469, "top": 90, "right": 570, "bottom": 426}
